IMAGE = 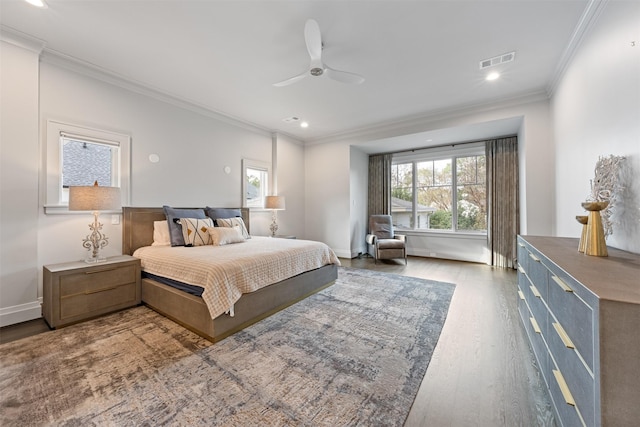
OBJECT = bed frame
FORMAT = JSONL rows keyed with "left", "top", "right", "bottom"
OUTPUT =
{"left": 122, "top": 207, "right": 338, "bottom": 342}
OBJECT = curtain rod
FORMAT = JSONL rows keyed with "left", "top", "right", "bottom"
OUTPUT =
{"left": 369, "top": 133, "right": 517, "bottom": 157}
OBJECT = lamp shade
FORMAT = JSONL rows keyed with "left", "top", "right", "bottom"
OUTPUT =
{"left": 264, "top": 195, "right": 285, "bottom": 210}
{"left": 69, "top": 182, "right": 121, "bottom": 211}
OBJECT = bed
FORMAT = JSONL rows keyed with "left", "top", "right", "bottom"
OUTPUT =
{"left": 122, "top": 207, "right": 339, "bottom": 342}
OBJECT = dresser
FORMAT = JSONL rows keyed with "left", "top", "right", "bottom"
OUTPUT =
{"left": 517, "top": 236, "right": 640, "bottom": 427}
{"left": 43, "top": 255, "right": 141, "bottom": 328}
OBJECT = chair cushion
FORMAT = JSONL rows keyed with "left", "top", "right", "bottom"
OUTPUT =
{"left": 377, "top": 238, "right": 405, "bottom": 249}
{"left": 369, "top": 215, "right": 394, "bottom": 239}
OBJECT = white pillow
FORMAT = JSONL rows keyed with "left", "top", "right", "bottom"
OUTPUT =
{"left": 152, "top": 220, "right": 171, "bottom": 246}
{"left": 216, "top": 217, "right": 250, "bottom": 239}
{"left": 179, "top": 217, "right": 214, "bottom": 246}
{"left": 208, "top": 226, "right": 246, "bottom": 246}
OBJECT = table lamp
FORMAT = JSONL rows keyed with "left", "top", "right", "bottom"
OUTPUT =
{"left": 69, "top": 181, "right": 121, "bottom": 263}
{"left": 264, "top": 195, "right": 285, "bottom": 237}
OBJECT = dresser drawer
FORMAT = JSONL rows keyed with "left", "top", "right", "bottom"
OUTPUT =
{"left": 525, "top": 247, "right": 549, "bottom": 301}
{"left": 549, "top": 367, "right": 587, "bottom": 427}
{"left": 60, "top": 264, "right": 137, "bottom": 297}
{"left": 519, "top": 292, "right": 551, "bottom": 387}
{"left": 524, "top": 275, "right": 549, "bottom": 337}
{"left": 548, "top": 319, "right": 595, "bottom": 427}
{"left": 547, "top": 272, "right": 595, "bottom": 371}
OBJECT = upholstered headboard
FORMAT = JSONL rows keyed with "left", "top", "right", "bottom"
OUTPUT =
{"left": 122, "top": 207, "right": 250, "bottom": 255}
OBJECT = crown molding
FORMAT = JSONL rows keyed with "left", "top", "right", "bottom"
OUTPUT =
{"left": 39, "top": 48, "right": 275, "bottom": 138}
{"left": 304, "top": 90, "right": 549, "bottom": 146}
{"left": 546, "top": 0, "right": 608, "bottom": 97}
{"left": 0, "top": 25, "right": 46, "bottom": 53}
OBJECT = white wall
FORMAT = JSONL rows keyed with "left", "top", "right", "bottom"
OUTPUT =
{"left": 0, "top": 52, "right": 305, "bottom": 325}
{"left": 552, "top": 0, "right": 640, "bottom": 253}
{"left": 273, "top": 133, "right": 305, "bottom": 238}
{"left": 305, "top": 141, "right": 352, "bottom": 257}
{"left": 349, "top": 146, "right": 369, "bottom": 257}
{"left": 0, "top": 37, "right": 42, "bottom": 326}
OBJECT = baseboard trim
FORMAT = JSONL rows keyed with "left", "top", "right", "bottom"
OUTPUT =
{"left": 0, "top": 300, "right": 42, "bottom": 327}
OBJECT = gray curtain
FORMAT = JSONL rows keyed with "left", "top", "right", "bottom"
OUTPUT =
{"left": 486, "top": 137, "right": 519, "bottom": 268}
{"left": 368, "top": 153, "right": 392, "bottom": 217}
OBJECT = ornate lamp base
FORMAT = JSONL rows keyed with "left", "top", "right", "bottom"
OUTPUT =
{"left": 83, "top": 211, "right": 109, "bottom": 263}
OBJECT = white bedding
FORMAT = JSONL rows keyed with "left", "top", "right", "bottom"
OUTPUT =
{"left": 133, "top": 236, "right": 340, "bottom": 319}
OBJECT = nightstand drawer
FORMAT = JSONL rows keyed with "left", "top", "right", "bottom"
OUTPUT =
{"left": 60, "top": 264, "right": 137, "bottom": 297}
{"left": 61, "top": 281, "right": 138, "bottom": 319}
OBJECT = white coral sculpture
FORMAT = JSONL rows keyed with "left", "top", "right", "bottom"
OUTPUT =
{"left": 589, "top": 155, "right": 625, "bottom": 238}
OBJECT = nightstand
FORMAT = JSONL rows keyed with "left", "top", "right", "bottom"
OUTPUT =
{"left": 43, "top": 255, "right": 141, "bottom": 328}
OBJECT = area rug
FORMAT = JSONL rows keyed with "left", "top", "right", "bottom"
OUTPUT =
{"left": 0, "top": 267, "right": 455, "bottom": 426}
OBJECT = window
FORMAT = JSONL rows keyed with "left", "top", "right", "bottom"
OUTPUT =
{"left": 242, "top": 159, "right": 270, "bottom": 208}
{"left": 391, "top": 143, "right": 486, "bottom": 233}
{"left": 44, "top": 120, "right": 130, "bottom": 213}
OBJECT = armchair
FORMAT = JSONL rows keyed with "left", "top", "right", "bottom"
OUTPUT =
{"left": 366, "top": 215, "right": 407, "bottom": 264}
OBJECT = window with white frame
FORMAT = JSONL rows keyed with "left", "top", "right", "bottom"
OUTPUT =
{"left": 391, "top": 142, "right": 486, "bottom": 233}
{"left": 242, "top": 159, "right": 270, "bottom": 208}
{"left": 44, "top": 120, "right": 130, "bottom": 213}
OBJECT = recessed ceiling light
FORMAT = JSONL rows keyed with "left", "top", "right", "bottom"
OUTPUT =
{"left": 300, "top": 121, "right": 309, "bottom": 128}
{"left": 24, "top": 0, "right": 47, "bottom": 8}
{"left": 486, "top": 72, "right": 500, "bottom": 81}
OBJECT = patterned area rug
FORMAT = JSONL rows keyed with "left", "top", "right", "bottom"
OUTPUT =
{"left": 0, "top": 267, "right": 455, "bottom": 426}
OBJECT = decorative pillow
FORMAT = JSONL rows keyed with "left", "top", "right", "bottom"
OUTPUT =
{"left": 163, "top": 206, "right": 206, "bottom": 246}
{"left": 179, "top": 217, "right": 214, "bottom": 246}
{"left": 205, "top": 207, "right": 242, "bottom": 221}
{"left": 151, "top": 220, "right": 171, "bottom": 246}
{"left": 216, "top": 217, "right": 250, "bottom": 239}
{"left": 208, "top": 226, "right": 246, "bottom": 246}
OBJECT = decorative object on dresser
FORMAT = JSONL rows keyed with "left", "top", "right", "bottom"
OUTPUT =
{"left": 581, "top": 201, "right": 609, "bottom": 257}
{"left": 517, "top": 235, "right": 640, "bottom": 427}
{"left": 42, "top": 255, "right": 141, "bottom": 328}
{"left": 68, "top": 181, "right": 121, "bottom": 263}
{"left": 575, "top": 215, "right": 589, "bottom": 253}
{"left": 264, "top": 195, "right": 286, "bottom": 237}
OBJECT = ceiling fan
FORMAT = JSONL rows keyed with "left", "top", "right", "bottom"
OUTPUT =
{"left": 273, "top": 19, "right": 365, "bottom": 87}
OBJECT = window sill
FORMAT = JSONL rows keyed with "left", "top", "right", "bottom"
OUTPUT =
{"left": 396, "top": 229, "right": 487, "bottom": 240}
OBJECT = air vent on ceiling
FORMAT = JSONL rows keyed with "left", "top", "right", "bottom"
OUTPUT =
{"left": 282, "top": 116, "right": 300, "bottom": 123}
{"left": 479, "top": 51, "right": 516, "bottom": 70}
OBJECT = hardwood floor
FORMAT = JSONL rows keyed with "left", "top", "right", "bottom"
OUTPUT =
{"left": 341, "top": 255, "right": 556, "bottom": 427}
{"left": 1, "top": 256, "right": 555, "bottom": 426}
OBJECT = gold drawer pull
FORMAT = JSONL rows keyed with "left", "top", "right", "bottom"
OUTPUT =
{"left": 530, "top": 285, "right": 541, "bottom": 298}
{"left": 518, "top": 242, "right": 525, "bottom": 248}
{"left": 530, "top": 317, "right": 542, "bottom": 334}
{"left": 518, "top": 266, "right": 525, "bottom": 274}
{"left": 85, "top": 268, "right": 119, "bottom": 275}
{"left": 553, "top": 322, "right": 575, "bottom": 349}
{"left": 553, "top": 369, "right": 576, "bottom": 406}
{"left": 529, "top": 253, "right": 540, "bottom": 262}
{"left": 552, "top": 275, "right": 573, "bottom": 293}
{"left": 518, "top": 290, "right": 525, "bottom": 300}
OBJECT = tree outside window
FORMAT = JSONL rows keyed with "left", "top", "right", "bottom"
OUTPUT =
{"left": 391, "top": 153, "right": 486, "bottom": 232}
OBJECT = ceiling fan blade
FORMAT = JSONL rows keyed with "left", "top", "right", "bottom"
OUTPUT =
{"left": 304, "top": 19, "right": 322, "bottom": 62}
{"left": 273, "top": 71, "right": 308, "bottom": 87}
{"left": 325, "top": 66, "right": 365, "bottom": 85}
